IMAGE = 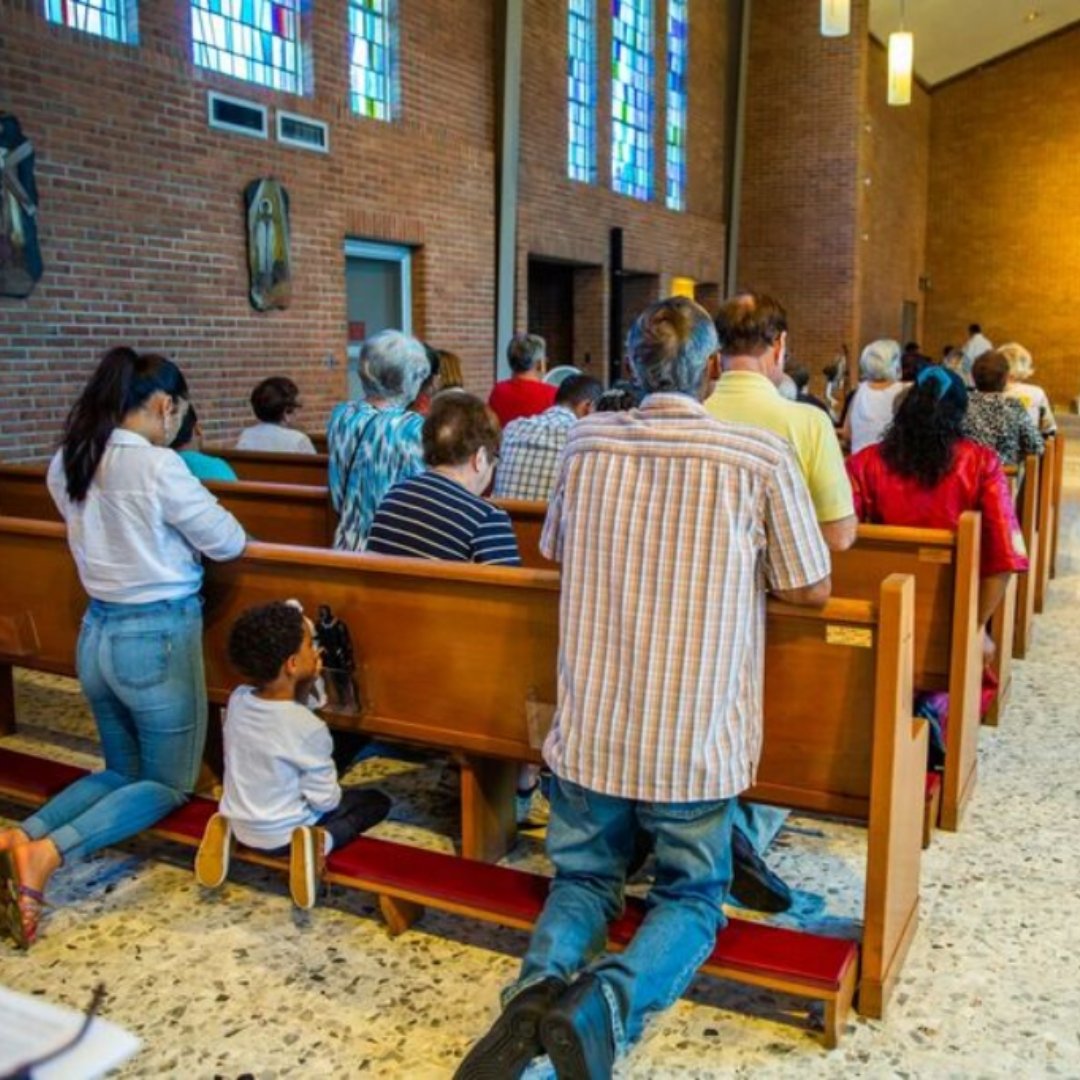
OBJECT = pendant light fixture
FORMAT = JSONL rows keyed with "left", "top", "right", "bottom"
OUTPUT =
{"left": 888, "top": 0, "right": 914, "bottom": 106}
{"left": 821, "top": 0, "right": 850, "bottom": 37}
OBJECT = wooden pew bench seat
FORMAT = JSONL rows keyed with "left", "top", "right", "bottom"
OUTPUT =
{"left": 0, "top": 746, "right": 858, "bottom": 1048}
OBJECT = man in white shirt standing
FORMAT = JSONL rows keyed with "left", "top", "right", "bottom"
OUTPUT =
{"left": 456, "top": 298, "right": 831, "bottom": 1080}
{"left": 962, "top": 323, "right": 994, "bottom": 367}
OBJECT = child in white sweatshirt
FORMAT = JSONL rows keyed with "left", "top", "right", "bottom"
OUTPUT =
{"left": 195, "top": 601, "right": 389, "bottom": 908}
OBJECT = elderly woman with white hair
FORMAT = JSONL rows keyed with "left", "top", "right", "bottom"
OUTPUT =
{"left": 1000, "top": 342, "right": 1057, "bottom": 436}
{"left": 842, "top": 339, "right": 907, "bottom": 454}
{"left": 327, "top": 329, "right": 432, "bottom": 550}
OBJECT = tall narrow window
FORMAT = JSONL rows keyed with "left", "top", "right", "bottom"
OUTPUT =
{"left": 611, "top": 0, "right": 653, "bottom": 201}
{"left": 192, "top": 0, "right": 303, "bottom": 94}
{"left": 665, "top": 0, "right": 688, "bottom": 210}
{"left": 567, "top": 0, "right": 597, "bottom": 183}
{"left": 44, "top": 0, "right": 137, "bottom": 43}
{"left": 349, "top": 0, "right": 394, "bottom": 120}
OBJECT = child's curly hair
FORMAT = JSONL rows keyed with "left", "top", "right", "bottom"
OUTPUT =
{"left": 228, "top": 601, "right": 306, "bottom": 685}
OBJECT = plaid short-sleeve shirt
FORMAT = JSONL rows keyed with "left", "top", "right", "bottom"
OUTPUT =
{"left": 492, "top": 405, "right": 577, "bottom": 502}
{"left": 539, "top": 394, "right": 830, "bottom": 803}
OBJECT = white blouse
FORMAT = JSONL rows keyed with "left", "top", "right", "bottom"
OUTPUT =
{"left": 47, "top": 429, "right": 246, "bottom": 604}
{"left": 236, "top": 423, "right": 317, "bottom": 454}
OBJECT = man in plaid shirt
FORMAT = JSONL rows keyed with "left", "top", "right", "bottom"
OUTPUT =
{"left": 492, "top": 374, "right": 603, "bottom": 502}
{"left": 457, "top": 297, "right": 831, "bottom": 1080}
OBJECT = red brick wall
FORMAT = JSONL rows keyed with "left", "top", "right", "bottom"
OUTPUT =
{"left": 737, "top": 0, "right": 868, "bottom": 376}
{"left": 516, "top": 0, "right": 730, "bottom": 380}
{"left": 924, "top": 26, "right": 1080, "bottom": 407}
{"left": 857, "top": 39, "right": 930, "bottom": 353}
{"left": 0, "top": 0, "right": 497, "bottom": 461}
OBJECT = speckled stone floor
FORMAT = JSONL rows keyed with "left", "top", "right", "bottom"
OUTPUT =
{"left": 2, "top": 446, "right": 1079, "bottom": 1078}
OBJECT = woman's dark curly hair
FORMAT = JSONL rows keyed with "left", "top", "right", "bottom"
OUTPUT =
{"left": 228, "top": 601, "right": 306, "bottom": 685}
{"left": 879, "top": 367, "right": 968, "bottom": 488}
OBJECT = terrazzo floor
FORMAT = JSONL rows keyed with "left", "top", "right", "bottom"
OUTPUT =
{"left": 2, "top": 446, "right": 1080, "bottom": 1078}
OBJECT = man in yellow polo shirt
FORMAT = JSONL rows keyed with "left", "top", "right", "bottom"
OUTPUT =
{"left": 707, "top": 292, "right": 857, "bottom": 552}
{"left": 706, "top": 291, "right": 856, "bottom": 912}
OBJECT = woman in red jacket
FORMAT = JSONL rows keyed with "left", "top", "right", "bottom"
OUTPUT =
{"left": 846, "top": 366, "right": 1028, "bottom": 761}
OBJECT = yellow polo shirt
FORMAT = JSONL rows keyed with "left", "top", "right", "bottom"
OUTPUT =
{"left": 705, "top": 371, "right": 854, "bottom": 524}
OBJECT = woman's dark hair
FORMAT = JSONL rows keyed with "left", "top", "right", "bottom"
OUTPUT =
{"left": 972, "top": 350, "right": 1010, "bottom": 393}
{"left": 61, "top": 347, "right": 188, "bottom": 502}
{"left": 228, "top": 601, "right": 306, "bottom": 685}
{"left": 171, "top": 404, "right": 199, "bottom": 450}
{"left": 422, "top": 392, "right": 500, "bottom": 467}
{"left": 251, "top": 376, "right": 301, "bottom": 423}
{"left": 879, "top": 367, "right": 968, "bottom": 487}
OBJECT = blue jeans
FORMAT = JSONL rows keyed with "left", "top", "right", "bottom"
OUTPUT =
{"left": 733, "top": 800, "right": 788, "bottom": 854}
{"left": 512, "top": 778, "right": 735, "bottom": 1053}
{"left": 22, "top": 597, "right": 207, "bottom": 863}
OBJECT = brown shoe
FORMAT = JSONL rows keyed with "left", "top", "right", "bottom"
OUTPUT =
{"left": 289, "top": 826, "right": 327, "bottom": 910}
{"left": 194, "top": 813, "right": 232, "bottom": 889}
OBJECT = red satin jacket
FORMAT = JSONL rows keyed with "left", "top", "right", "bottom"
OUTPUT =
{"left": 845, "top": 439, "right": 1029, "bottom": 578}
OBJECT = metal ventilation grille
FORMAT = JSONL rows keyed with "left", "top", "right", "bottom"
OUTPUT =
{"left": 277, "top": 111, "right": 330, "bottom": 153}
{"left": 207, "top": 91, "right": 268, "bottom": 139}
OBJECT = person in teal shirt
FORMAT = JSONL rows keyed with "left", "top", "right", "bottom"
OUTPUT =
{"left": 171, "top": 406, "right": 238, "bottom": 483}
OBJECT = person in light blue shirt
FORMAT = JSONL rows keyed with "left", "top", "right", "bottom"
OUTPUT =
{"left": 327, "top": 330, "right": 429, "bottom": 550}
{"left": 171, "top": 405, "right": 238, "bottom": 483}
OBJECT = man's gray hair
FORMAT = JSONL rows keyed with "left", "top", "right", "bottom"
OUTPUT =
{"left": 998, "top": 342, "right": 1034, "bottom": 380}
{"left": 627, "top": 296, "right": 719, "bottom": 395}
{"left": 858, "top": 339, "right": 901, "bottom": 382}
{"left": 507, "top": 333, "right": 547, "bottom": 374}
{"left": 358, "top": 330, "right": 431, "bottom": 405}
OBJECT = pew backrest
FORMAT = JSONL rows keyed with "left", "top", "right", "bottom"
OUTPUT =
{"left": 205, "top": 447, "right": 329, "bottom": 487}
{"left": 0, "top": 465, "right": 336, "bottom": 549}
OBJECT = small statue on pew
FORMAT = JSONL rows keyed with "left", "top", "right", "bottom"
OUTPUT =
{"left": 315, "top": 604, "right": 359, "bottom": 713}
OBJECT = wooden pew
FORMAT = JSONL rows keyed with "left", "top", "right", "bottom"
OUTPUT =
{"left": 0, "top": 469, "right": 1011, "bottom": 828}
{"left": 0, "top": 465, "right": 336, "bottom": 550}
{"left": 1012, "top": 453, "right": 1040, "bottom": 659}
{"left": 1034, "top": 437, "right": 1056, "bottom": 613}
{"left": 1050, "top": 434, "right": 1066, "bottom": 579}
{"left": 205, "top": 447, "right": 329, "bottom": 487}
{"left": 0, "top": 515, "right": 925, "bottom": 1022}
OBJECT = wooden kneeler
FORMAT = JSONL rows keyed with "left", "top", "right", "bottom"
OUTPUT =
{"left": 0, "top": 746, "right": 861, "bottom": 1049}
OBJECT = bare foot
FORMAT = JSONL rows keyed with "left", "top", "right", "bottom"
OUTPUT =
{"left": 12, "top": 838, "right": 61, "bottom": 896}
{"left": 0, "top": 828, "right": 30, "bottom": 853}
{"left": 8, "top": 839, "right": 61, "bottom": 946}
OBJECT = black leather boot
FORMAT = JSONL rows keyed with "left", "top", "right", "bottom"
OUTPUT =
{"left": 540, "top": 974, "right": 616, "bottom": 1080}
{"left": 454, "top": 976, "right": 566, "bottom": 1080}
{"left": 730, "top": 825, "right": 793, "bottom": 913}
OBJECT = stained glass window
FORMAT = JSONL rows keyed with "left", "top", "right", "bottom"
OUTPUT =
{"left": 44, "top": 0, "right": 137, "bottom": 43}
{"left": 567, "top": 0, "right": 597, "bottom": 183}
{"left": 665, "top": 0, "right": 687, "bottom": 210}
{"left": 192, "top": 0, "right": 303, "bottom": 95}
{"left": 611, "top": 0, "right": 653, "bottom": 201}
{"left": 349, "top": 0, "right": 394, "bottom": 120}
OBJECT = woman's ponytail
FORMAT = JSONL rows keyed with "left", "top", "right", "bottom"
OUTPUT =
{"left": 61, "top": 348, "right": 188, "bottom": 501}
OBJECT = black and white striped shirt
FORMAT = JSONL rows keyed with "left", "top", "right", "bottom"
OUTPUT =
{"left": 367, "top": 471, "right": 522, "bottom": 566}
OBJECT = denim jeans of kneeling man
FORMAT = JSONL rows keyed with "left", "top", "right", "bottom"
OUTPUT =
{"left": 507, "top": 776, "right": 736, "bottom": 1054}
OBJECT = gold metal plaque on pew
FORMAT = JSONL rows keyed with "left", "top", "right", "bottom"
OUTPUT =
{"left": 918, "top": 547, "right": 953, "bottom": 564}
{"left": 825, "top": 625, "right": 873, "bottom": 648}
